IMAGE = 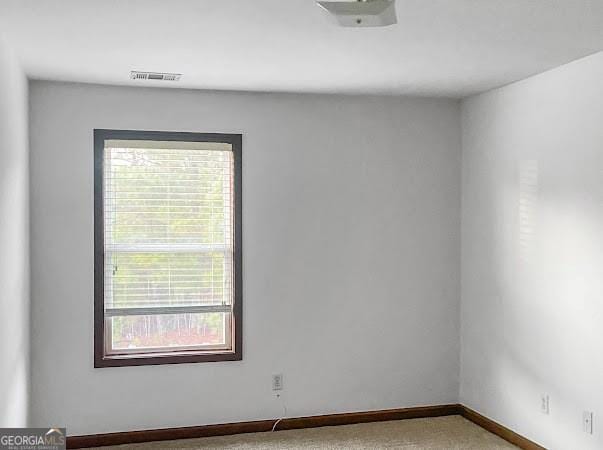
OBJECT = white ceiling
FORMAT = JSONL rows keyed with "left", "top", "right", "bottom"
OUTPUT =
{"left": 1, "top": 0, "right": 602, "bottom": 98}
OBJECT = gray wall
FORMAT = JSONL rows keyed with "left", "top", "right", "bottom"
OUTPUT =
{"left": 29, "top": 81, "right": 461, "bottom": 435}
{"left": 461, "top": 51, "right": 603, "bottom": 449}
{"left": 0, "top": 36, "right": 29, "bottom": 426}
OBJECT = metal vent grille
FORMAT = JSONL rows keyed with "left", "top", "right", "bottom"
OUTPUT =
{"left": 130, "top": 71, "right": 182, "bottom": 82}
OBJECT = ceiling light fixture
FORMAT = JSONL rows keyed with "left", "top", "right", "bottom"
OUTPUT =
{"left": 317, "top": 0, "right": 397, "bottom": 27}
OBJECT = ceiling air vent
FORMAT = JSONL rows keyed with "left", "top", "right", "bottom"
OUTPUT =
{"left": 130, "top": 71, "right": 182, "bottom": 82}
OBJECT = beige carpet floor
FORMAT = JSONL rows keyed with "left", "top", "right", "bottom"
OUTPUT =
{"left": 91, "top": 416, "right": 518, "bottom": 449}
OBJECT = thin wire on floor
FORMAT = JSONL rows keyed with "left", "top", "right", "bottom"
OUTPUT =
{"left": 271, "top": 393, "right": 288, "bottom": 432}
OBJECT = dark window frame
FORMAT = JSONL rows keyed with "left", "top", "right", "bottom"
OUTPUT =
{"left": 94, "top": 129, "right": 242, "bottom": 368}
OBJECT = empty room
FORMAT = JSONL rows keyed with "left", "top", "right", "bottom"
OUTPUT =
{"left": 0, "top": 1, "right": 602, "bottom": 449}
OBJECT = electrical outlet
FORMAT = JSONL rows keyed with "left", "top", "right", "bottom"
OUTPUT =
{"left": 272, "top": 374, "right": 283, "bottom": 391}
{"left": 540, "top": 394, "right": 550, "bottom": 414}
{"left": 583, "top": 411, "right": 593, "bottom": 434}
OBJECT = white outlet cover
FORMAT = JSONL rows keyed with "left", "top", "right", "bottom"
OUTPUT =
{"left": 540, "top": 394, "right": 550, "bottom": 414}
{"left": 583, "top": 411, "right": 594, "bottom": 434}
{"left": 272, "top": 374, "right": 283, "bottom": 391}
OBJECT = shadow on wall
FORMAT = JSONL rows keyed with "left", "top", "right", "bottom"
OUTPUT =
{"left": 480, "top": 156, "right": 603, "bottom": 448}
{"left": 0, "top": 34, "right": 29, "bottom": 428}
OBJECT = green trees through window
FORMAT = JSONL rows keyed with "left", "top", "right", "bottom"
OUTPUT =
{"left": 103, "top": 140, "right": 234, "bottom": 354}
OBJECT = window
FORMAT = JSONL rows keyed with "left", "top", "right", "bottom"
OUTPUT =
{"left": 94, "top": 130, "right": 242, "bottom": 367}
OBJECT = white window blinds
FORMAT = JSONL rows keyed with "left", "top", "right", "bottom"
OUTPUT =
{"left": 102, "top": 139, "right": 235, "bottom": 353}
